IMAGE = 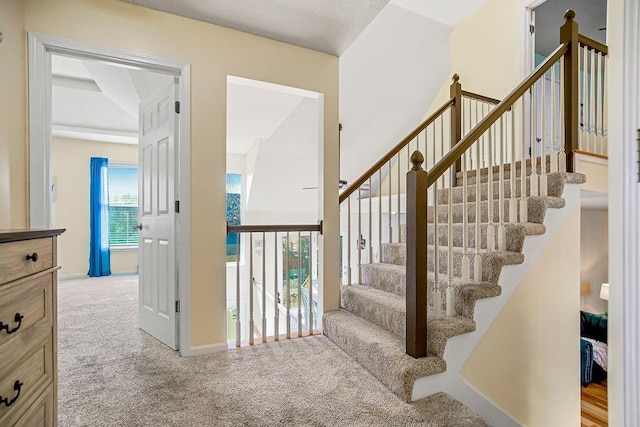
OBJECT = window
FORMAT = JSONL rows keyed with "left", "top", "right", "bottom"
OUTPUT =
{"left": 108, "top": 165, "right": 139, "bottom": 248}
{"left": 226, "top": 173, "right": 242, "bottom": 262}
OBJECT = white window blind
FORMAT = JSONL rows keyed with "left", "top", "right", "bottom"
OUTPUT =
{"left": 108, "top": 165, "right": 139, "bottom": 248}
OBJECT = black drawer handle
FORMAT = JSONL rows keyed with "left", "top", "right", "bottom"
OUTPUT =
{"left": 0, "top": 313, "right": 24, "bottom": 335}
{"left": 26, "top": 252, "right": 38, "bottom": 262}
{"left": 0, "top": 380, "right": 23, "bottom": 407}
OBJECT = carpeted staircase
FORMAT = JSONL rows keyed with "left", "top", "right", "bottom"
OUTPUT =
{"left": 324, "top": 162, "right": 585, "bottom": 402}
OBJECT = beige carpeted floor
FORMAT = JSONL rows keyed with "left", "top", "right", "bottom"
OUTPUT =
{"left": 57, "top": 275, "right": 487, "bottom": 426}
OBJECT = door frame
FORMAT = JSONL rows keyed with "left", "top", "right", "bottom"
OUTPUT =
{"left": 27, "top": 32, "right": 192, "bottom": 355}
{"left": 521, "top": 0, "right": 548, "bottom": 78}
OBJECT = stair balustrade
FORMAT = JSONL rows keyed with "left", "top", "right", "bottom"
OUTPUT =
{"left": 226, "top": 222, "right": 322, "bottom": 347}
{"left": 403, "top": 10, "right": 603, "bottom": 357}
{"left": 577, "top": 35, "right": 609, "bottom": 158}
{"left": 337, "top": 10, "right": 606, "bottom": 358}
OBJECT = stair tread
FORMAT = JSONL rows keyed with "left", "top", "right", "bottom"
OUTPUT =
{"left": 361, "top": 263, "right": 500, "bottom": 286}
{"left": 323, "top": 309, "right": 447, "bottom": 402}
{"left": 378, "top": 246, "right": 525, "bottom": 264}
{"left": 342, "top": 285, "right": 477, "bottom": 358}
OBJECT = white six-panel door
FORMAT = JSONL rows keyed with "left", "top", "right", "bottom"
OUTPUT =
{"left": 138, "top": 82, "right": 178, "bottom": 350}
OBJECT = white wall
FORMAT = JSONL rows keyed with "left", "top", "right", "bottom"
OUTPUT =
{"left": 339, "top": 5, "right": 452, "bottom": 185}
{"left": 246, "top": 97, "right": 321, "bottom": 222}
{"left": 580, "top": 209, "right": 609, "bottom": 314}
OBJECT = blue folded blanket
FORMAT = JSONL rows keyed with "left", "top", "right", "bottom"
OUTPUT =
{"left": 581, "top": 338, "right": 594, "bottom": 386}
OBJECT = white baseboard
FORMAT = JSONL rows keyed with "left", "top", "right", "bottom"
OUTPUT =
{"left": 59, "top": 271, "right": 138, "bottom": 280}
{"left": 183, "top": 342, "right": 229, "bottom": 357}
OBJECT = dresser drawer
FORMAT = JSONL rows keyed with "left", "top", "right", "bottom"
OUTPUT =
{"left": 14, "top": 383, "right": 54, "bottom": 427}
{"left": 0, "top": 330, "right": 53, "bottom": 425}
{"left": 0, "top": 238, "right": 53, "bottom": 285}
{"left": 0, "top": 274, "right": 52, "bottom": 349}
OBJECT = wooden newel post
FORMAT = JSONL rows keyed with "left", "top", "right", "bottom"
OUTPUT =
{"left": 560, "top": 9, "right": 579, "bottom": 172}
{"left": 450, "top": 74, "right": 462, "bottom": 184}
{"left": 406, "top": 150, "right": 428, "bottom": 358}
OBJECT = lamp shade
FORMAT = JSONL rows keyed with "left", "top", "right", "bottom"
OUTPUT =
{"left": 600, "top": 283, "right": 609, "bottom": 301}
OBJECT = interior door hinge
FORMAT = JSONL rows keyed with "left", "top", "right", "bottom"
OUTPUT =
{"left": 175, "top": 101, "right": 180, "bottom": 114}
{"left": 175, "top": 300, "right": 180, "bottom": 313}
{"left": 530, "top": 24, "right": 535, "bottom": 34}
{"left": 637, "top": 129, "right": 640, "bottom": 182}
{"left": 175, "top": 200, "right": 180, "bottom": 213}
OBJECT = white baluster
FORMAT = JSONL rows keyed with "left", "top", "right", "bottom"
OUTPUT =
{"left": 368, "top": 177, "right": 372, "bottom": 265}
{"left": 603, "top": 56, "right": 608, "bottom": 156}
{"left": 297, "top": 232, "right": 302, "bottom": 337}
{"left": 447, "top": 163, "right": 455, "bottom": 316}
{"left": 286, "top": 231, "right": 290, "bottom": 339}
{"left": 347, "top": 195, "right": 351, "bottom": 286}
{"left": 235, "top": 236, "right": 241, "bottom": 347}
{"left": 262, "top": 231, "right": 267, "bottom": 343}
{"left": 560, "top": 58, "right": 567, "bottom": 172}
{"left": 308, "top": 231, "right": 314, "bottom": 334}
{"left": 487, "top": 126, "right": 495, "bottom": 253}
{"left": 540, "top": 72, "right": 548, "bottom": 196}
{"left": 530, "top": 83, "right": 539, "bottom": 197}
{"left": 357, "top": 188, "right": 362, "bottom": 285}
{"left": 581, "top": 45, "right": 588, "bottom": 150}
{"left": 509, "top": 108, "right": 518, "bottom": 224}
{"left": 551, "top": 62, "right": 559, "bottom": 173}
{"left": 274, "top": 232, "right": 279, "bottom": 341}
{"left": 590, "top": 48, "right": 596, "bottom": 153}
{"left": 433, "top": 181, "right": 441, "bottom": 318}
{"left": 498, "top": 117, "right": 506, "bottom": 251}
{"left": 596, "top": 52, "right": 604, "bottom": 156}
{"left": 249, "top": 232, "right": 254, "bottom": 345}
{"left": 474, "top": 137, "right": 482, "bottom": 283}
{"left": 520, "top": 97, "right": 529, "bottom": 222}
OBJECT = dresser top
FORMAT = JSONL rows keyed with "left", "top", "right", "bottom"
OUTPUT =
{"left": 0, "top": 229, "right": 66, "bottom": 243}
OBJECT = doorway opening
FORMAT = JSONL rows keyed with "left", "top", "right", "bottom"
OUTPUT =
{"left": 224, "top": 76, "right": 324, "bottom": 345}
{"left": 28, "top": 34, "right": 191, "bottom": 354}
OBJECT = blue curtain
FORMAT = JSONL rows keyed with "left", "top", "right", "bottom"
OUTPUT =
{"left": 88, "top": 157, "right": 111, "bottom": 277}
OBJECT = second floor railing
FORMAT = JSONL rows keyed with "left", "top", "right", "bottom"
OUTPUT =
{"left": 577, "top": 34, "right": 609, "bottom": 158}
{"left": 227, "top": 222, "right": 322, "bottom": 347}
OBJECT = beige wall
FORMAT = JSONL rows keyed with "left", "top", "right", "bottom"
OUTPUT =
{"left": 52, "top": 137, "right": 139, "bottom": 276}
{"left": 461, "top": 204, "right": 581, "bottom": 426}
{"left": 426, "top": 0, "right": 523, "bottom": 116}
{"left": 2, "top": 0, "right": 339, "bottom": 348}
{"left": 0, "top": 0, "right": 28, "bottom": 228}
{"left": 580, "top": 209, "right": 608, "bottom": 314}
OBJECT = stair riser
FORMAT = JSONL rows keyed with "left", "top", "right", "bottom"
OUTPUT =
{"left": 426, "top": 223, "right": 528, "bottom": 253}
{"left": 382, "top": 244, "right": 523, "bottom": 285}
{"left": 456, "top": 161, "right": 557, "bottom": 185}
{"left": 438, "top": 172, "right": 568, "bottom": 204}
{"left": 428, "top": 197, "right": 559, "bottom": 224}
{"left": 340, "top": 285, "right": 477, "bottom": 357}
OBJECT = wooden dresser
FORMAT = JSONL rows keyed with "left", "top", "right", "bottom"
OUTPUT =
{"left": 0, "top": 229, "right": 64, "bottom": 426}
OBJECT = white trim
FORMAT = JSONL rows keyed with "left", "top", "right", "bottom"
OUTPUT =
{"left": 617, "top": 0, "right": 640, "bottom": 423}
{"left": 59, "top": 271, "right": 139, "bottom": 280}
{"left": 521, "top": 0, "right": 548, "bottom": 78}
{"left": 52, "top": 124, "right": 138, "bottom": 145}
{"left": 28, "top": 33, "right": 192, "bottom": 357}
{"left": 185, "top": 342, "right": 229, "bottom": 357}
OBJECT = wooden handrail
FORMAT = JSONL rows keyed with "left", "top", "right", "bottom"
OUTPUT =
{"left": 461, "top": 90, "right": 501, "bottom": 105}
{"left": 578, "top": 34, "right": 608, "bottom": 56}
{"left": 338, "top": 97, "right": 455, "bottom": 203}
{"left": 426, "top": 42, "right": 569, "bottom": 186}
{"left": 227, "top": 222, "right": 323, "bottom": 234}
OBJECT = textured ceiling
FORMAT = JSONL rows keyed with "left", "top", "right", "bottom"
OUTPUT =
{"left": 120, "top": 0, "right": 389, "bottom": 55}
{"left": 389, "top": 0, "right": 486, "bottom": 26}
{"left": 534, "top": 0, "right": 607, "bottom": 56}
{"left": 51, "top": 55, "right": 173, "bottom": 144}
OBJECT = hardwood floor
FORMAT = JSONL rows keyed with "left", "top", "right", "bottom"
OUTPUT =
{"left": 581, "top": 381, "right": 608, "bottom": 427}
